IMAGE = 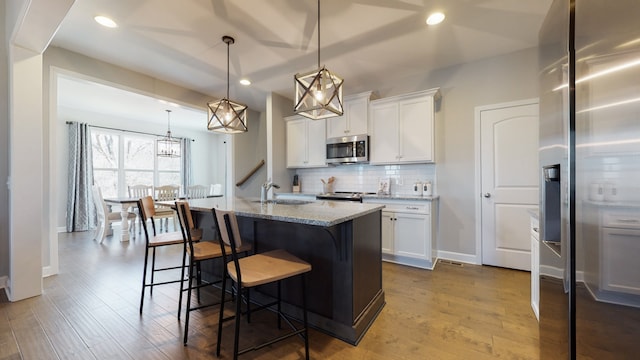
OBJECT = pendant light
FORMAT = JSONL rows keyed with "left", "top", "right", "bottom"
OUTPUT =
{"left": 207, "top": 35, "right": 248, "bottom": 133}
{"left": 294, "top": 0, "right": 344, "bottom": 120}
{"left": 157, "top": 109, "right": 181, "bottom": 158}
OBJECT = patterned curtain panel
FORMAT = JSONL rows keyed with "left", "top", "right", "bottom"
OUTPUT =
{"left": 181, "top": 138, "right": 192, "bottom": 191}
{"left": 66, "top": 122, "right": 96, "bottom": 232}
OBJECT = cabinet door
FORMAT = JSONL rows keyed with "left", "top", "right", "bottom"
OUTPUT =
{"left": 381, "top": 211, "right": 394, "bottom": 255}
{"left": 326, "top": 96, "right": 369, "bottom": 138}
{"left": 326, "top": 114, "right": 347, "bottom": 139}
{"left": 306, "top": 119, "right": 327, "bottom": 167}
{"left": 370, "top": 102, "right": 399, "bottom": 164}
{"left": 346, "top": 97, "right": 368, "bottom": 135}
{"left": 286, "top": 119, "right": 308, "bottom": 168}
{"left": 601, "top": 228, "right": 640, "bottom": 295}
{"left": 394, "top": 212, "right": 429, "bottom": 260}
{"left": 531, "top": 222, "right": 540, "bottom": 320}
{"left": 399, "top": 96, "right": 434, "bottom": 163}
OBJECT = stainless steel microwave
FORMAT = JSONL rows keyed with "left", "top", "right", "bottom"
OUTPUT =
{"left": 326, "top": 134, "right": 369, "bottom": 164}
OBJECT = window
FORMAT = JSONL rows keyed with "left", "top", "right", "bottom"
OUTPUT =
{"left": 91, "top": 129, "right": 182, "bottom": 198}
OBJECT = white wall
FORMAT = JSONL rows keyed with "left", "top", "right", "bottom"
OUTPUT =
{"left": 233, "top": 109, "right": 267, "bottom": 199}
{"left": 267, "top": 92, "right": 295, "bottom": 194}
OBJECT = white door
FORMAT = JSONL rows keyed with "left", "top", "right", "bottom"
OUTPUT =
{"left": 480, "top": 101, "right": 539, "bottom": 270}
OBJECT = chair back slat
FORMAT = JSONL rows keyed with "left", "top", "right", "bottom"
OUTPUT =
{"left": 156, "top": 185, "right": 180, "bottom": 201}
{"left": 213, "top": 209, "right": 243, "bottom": 249}
{"left": 175, "top": 201, "right": 194, "bottom": 252}
{"left": 138, "top": 196, "right": 159, "bottom": 237}
{"left": 128, "top": 184, "right": 153, "bottom": 199}
{"left": 91, "top": 185, "right": 107, "bottom": 219}
{"left": 187, "top": 185, "right": 207, "bottom": 199}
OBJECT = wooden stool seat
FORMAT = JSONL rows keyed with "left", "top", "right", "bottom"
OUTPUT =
{"left": 228, "top": 249, "right": 311, "bottom": 288}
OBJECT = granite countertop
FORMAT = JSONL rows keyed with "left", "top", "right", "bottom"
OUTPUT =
{"left": 183, "top": 197, "right": 385, "bottom": 227}
{"left": 363, "top": 194, "right": 439, "bottom": 201}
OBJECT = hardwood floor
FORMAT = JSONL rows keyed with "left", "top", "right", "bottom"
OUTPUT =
{"left": 1, "top": 228, "right": 539, "bottom": 359}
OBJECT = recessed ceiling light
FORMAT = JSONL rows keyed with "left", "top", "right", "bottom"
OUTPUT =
{"left": 94, "top": 15, "right": 118, "bottom": 28}
{"left": 426, "top": 12, "right": 445, "bottom": 26}
{"left": 239, "top": 79, "right": 251, "bottom": 86}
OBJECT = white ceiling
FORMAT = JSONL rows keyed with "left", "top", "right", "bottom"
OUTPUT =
{"left": 51, "top": 0, "right": 553, "bottom": 131}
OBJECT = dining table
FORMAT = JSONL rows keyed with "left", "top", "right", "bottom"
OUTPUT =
{"left": 103, "top": 194, "right": 224, "bottom": 242}
{"left": 103, "top": 197, "right": 139, "bottom": 242}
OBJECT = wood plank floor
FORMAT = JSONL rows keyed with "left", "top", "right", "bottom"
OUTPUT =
{"left": 1, "top": 227, "right": 539, "bottom": 359}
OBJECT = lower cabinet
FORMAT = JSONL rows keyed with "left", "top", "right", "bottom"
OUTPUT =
{"left": 364, "top": 198, "right": 438, "bottom": 269}
{"left": 530, "top": 214, "right": 540, "bottom": 321}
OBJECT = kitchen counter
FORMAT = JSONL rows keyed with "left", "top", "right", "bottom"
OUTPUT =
{"left": 363, "top": 194, "right": 440, "bottom": 201}
{"left": 182, "top": 196, "right": 385, "bottom": 345}
{"left": 185, "top": 197, "right": 384, "bottom": 227}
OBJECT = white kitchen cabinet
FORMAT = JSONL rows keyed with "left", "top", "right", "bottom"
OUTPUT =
{"left": 370, "top": 88, "right": 439, "bottom": 164}
{"left": 601, "top": 210, "right": 640, "bottom": 296}
{"left": 364, "top": 197, "right": 438, "bottom": 269}
{"left": 531, "top": 214, "right": 540, "bottom": 321}
{"left": 326, "top": 91, "right": 373, "bottom": 139}
{"left": 285, "top": 115, "right": 327, "bottom": 168}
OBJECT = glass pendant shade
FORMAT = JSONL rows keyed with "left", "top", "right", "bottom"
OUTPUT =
{"left": 207, "top": 98, "right": 248, "bottom": 133}
{"left": 294, "top": 66, "right": 344, "bottom": 120}
{"left": 158, "top": 110, "right": 181, "bottom": 158}
{"left": 208, "top": 35, "right": 248, "bottom": 134}
{"left": 293, "top": 0, "right": 344, "bottom": 120}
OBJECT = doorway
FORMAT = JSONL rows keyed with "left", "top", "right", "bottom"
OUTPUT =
{"left": 476, "top": 99, "right": 539, "bottom": 271}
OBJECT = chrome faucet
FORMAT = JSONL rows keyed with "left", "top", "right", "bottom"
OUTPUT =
{"left": 260, "top": 178, "right": 280, "bottom": 203}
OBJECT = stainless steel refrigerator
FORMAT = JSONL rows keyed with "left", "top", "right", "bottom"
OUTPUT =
{"left": 538, "top": 0, "right": 640, "bottom": 358}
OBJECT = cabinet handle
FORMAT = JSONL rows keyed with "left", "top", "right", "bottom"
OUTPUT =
{"left": 533, "top": 227, "right": 539, "bottom": 233}
{"left": 406, "top": 206, "right": 420, "bottom": 210}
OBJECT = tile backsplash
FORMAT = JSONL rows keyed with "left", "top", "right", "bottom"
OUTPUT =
{"left": 293, "top": 163, "right": 436, "bottom": 195}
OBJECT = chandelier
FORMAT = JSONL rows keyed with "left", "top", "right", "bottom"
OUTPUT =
{"left": 294, "top": 0, "right": 344, "bottom": 120}
{"left": 207, "top": 35, "right": 248, "bottom": 133}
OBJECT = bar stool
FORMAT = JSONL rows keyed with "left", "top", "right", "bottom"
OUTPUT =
{"left": 137, "top": 196, "right": 202, "bottom": 316}
{"left": 212, "top": 208, "right": 311, "bottom": 360}
{"left": 176, "top": 201, "right": 224, "bottom": 344}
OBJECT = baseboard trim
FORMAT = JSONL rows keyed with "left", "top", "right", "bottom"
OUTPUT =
{"left": 436, "top": 250, "right": 479, "bottom": 265}
{"left": 57, "top": 226, "right": 67, "bottom": 233}
{"left": 42, "top": 266, "right": 56, "bottom": 278}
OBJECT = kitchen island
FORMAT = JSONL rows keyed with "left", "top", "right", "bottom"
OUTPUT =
{"left": 183, "top": 197, "right": 385, "bottom": 345}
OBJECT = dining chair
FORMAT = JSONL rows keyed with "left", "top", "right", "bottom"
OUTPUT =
{"left": 212, "top": 208, "right": 311, "bottom": 360}
{"left": 128, "top": 184, "right": 153, "bottom": 232}
{"left": 137, "top": 196, "right": 201, "bottom": 315}
{"left": 92, "top": 185, "right": 136, "bottom": 243}
{"left": 186, "top": 185, "right": 208, "bottom": 199}
{"left": 155, "top": 184, "right": 180, "bottom": 232}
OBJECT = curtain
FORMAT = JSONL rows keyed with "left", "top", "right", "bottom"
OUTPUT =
{"left": 181, "top": 137, "right": 192, "bottom": 191}
{"left": 66, "top": 122, "right": 96, "bottom": 232}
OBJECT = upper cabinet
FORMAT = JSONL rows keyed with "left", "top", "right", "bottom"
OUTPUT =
{"left": 326, "top": 91, "right": 374, "bottom": 139}
{"left": 370, "top": 88, "right": 440, "bottom": 165}
{"left": 285, "top": 115, "right": 327, "bottom": 168}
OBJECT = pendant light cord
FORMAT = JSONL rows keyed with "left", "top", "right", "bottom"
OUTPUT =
{"left": 166, "top": 109, "right": 172, "bottom": 133}
{"left": 317, "top": 0, "right": 321, "bottom": 69}
{"left": 226, "top": 39, "right": 230, "bottom": 99}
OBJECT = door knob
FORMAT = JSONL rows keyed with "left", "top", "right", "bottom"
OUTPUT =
{"left": 484, "top": 193, "right": 491, "bottom": 198}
